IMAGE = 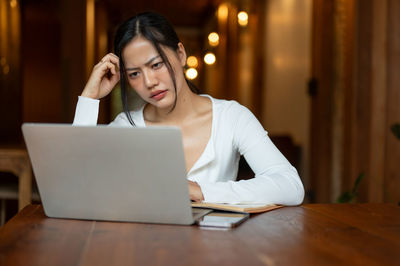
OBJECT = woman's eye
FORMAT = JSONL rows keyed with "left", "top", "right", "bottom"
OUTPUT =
{"left": 128, "top": 72, "right": 139, "bottom": 78}
{"left": 152, "top": 62, "right": 164, "bottom": 69}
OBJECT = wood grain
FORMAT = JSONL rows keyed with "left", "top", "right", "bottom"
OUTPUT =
{"left": 1, "top": 204, "right": 399, "bottom": 266}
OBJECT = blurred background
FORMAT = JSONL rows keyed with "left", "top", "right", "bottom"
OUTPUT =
{"left": 0, "top": 0, "right": 399, "bottom": 222}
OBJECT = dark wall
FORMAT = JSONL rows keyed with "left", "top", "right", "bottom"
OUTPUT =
{"left": 1, "top": 0, "right": 83, "bottom": 146}
{"left": 22, "top": 0, "right": 62, "bottom": 123}
{"left": 0, "top": 1, "right": 22, "bottom": 145}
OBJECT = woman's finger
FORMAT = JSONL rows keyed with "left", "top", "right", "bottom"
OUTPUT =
{"left": 110, "top": 63, "right": 117, "bottom": 75}
{"left": 108, "top": 55, "right": 120, "bottom": 68}
{"left": 109, "top": 70, "right": 120, "bottom": 84}
{"left": 98, "top": 61, "right": 116, "bottom": 74}
{"left": 100, "top": 53, "right": 119, "bottom": 64}
{"left": 96, "top": 57, "right": 119, "bottom": 73}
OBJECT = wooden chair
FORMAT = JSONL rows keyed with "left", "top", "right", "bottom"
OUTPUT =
{"left": 0, "top": 149, "right": 33, "bottom": 224}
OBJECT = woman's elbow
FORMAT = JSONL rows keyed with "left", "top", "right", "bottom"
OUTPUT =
{"left": 286, "top": 178, "right": 305, "bottom": 206}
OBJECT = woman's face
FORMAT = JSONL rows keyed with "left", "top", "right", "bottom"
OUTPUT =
{"left": 122, "top": 36, "right": 186, "bottom": 110}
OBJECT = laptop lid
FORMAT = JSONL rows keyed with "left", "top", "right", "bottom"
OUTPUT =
{"left": 22, "top": 123, "right": 195, "bottom": 225}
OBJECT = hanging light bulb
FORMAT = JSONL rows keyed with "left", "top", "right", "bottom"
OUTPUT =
{"left": 10, "top": 0, "right": 17, "bottom": 8}
{"left": 238, "top": 11, "right": 248, "bottom": 26}
{"left": 218, "top": 4, "right": 228, "bottom": 21}
{"left": 186, "top": 56, "right": 198, "bottom": 68}
{"left": 208, "top": 32, "right": 220, "bottom": 47}
{"left": 3, "top": 65, "right": 10, "bottom": 75}
{"left": 185, "top": 68, "right": 198, "bottom": 80}
{"left": 204, "top": 53, "right": 216, "bottom": 65}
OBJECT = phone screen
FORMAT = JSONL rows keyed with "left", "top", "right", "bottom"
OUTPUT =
{"left": 197, "top": 212, "right": 249, "bottom": 228}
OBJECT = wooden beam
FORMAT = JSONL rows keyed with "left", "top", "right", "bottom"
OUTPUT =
{"left": 385, "top": 0, "right": 400, "bottom": 203}
{"left": 368, "top": 0, "right": 387, "bottom": 202}
{"left": 310, "top": 0, "right": 335, "bottom": 202}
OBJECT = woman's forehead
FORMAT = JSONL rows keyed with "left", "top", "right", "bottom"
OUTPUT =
{"left": 122, "top": 37, "right": 159, "bottom": 67}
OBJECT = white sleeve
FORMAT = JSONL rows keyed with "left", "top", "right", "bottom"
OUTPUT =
{"left": 72, "top": 96, "right": 99, "bottom": 126}
{"left": 199, "top": 104, "right": 304, "bottom": 205}
{"left": 72, "top": 96, "right": 132, "bottom": 126}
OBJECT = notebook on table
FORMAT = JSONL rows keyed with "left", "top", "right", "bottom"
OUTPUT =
{"left": 22, "top": 123, "right": 211, "bottom": 225}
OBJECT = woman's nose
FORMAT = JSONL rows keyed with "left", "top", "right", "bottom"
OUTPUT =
{"left": 143, "top": 69, "right": 158, "bottom": 88}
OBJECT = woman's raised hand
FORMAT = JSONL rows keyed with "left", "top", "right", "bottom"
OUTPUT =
{"left": 81, "top": 53, "right": 120, "bottom": 99}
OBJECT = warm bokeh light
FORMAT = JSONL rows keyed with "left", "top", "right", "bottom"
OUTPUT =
{"left": 186, "top": 56, "right": 198, "bottom": 68}
{"left": 238, "top": 11, "right": 248, "bottom": 26}
{"left": 218, "top": 4, "right": 228, "bottom": 21}
{"left": 1, "top": 57, "right": 9, "bottom": 75}
{"left": 3, "top": 65, "right": 10, "bottom": 75}
{"left": 185, "top": 68, "right": 198, "bottom": 80}
{"left": 10, "top": 0, "right": 17, "bottom": 8}
{"left": 208, "top": 32, "right": 220, "bottom": 47}
{"left": 204, "top": 53, "right": 216, "bottom": 65}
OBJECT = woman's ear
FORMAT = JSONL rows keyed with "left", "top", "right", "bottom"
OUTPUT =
{"left": 176, "top": 42, "right": 187, "bottom": 67}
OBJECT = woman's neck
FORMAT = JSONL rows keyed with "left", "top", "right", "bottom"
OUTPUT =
{"left": 144, "top": 85, "right": 201, "bottom": 125}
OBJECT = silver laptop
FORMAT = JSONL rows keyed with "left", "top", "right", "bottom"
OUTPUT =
{"left": 22, "top": 123, "right": 211, "bottom": 225}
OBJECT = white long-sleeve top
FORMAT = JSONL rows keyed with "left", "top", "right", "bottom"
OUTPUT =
{"left": 73, "top": 95, "right": 304, "bottom": 205}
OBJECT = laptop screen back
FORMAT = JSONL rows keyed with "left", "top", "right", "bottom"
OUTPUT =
{"left": 22, "top": 123, "right": 194, "bottom": 225}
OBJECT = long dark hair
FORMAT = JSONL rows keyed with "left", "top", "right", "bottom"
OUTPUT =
{"left": 114, "top": 12, "right": 199, "bottom": 126}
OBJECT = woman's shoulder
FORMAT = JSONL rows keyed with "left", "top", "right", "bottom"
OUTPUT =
{"left": 202, "top": 94, "right": 251, "bottom": 117}
{"left": 201, "top": 94, "right": 242, "bottom": 109}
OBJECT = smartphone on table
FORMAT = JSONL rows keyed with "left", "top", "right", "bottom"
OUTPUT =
{"left": 196, "top": 211, "right": 249, "bottom": 228}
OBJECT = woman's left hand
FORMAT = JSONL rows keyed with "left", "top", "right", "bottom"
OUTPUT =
{"left": 188, "top": 181, "right": 204, "bottom": 202}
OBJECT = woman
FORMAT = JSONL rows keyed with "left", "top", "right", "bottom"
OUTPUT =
{"left": 73, "top": 12, "right": 304, "bottom": 205}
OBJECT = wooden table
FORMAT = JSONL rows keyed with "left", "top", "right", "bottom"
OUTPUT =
{"left": 0, "top": 204, "right": 399, "bottom": 265}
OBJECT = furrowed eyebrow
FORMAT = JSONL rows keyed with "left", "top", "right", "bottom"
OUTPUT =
{"left": 125, "top": 55, "right": 161, "bottom": 71}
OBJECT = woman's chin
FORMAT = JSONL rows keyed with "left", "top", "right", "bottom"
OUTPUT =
{"left": 148, "top": 97, "right": 175, "bottom": 110}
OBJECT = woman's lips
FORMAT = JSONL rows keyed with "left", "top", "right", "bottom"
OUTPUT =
{"left": 151, "top": 90, "right": 168, "bottom": 101}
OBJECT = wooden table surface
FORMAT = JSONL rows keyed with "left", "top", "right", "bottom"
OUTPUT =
{"left": 0, "top": 204, "right": 399, "bottom": 266}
